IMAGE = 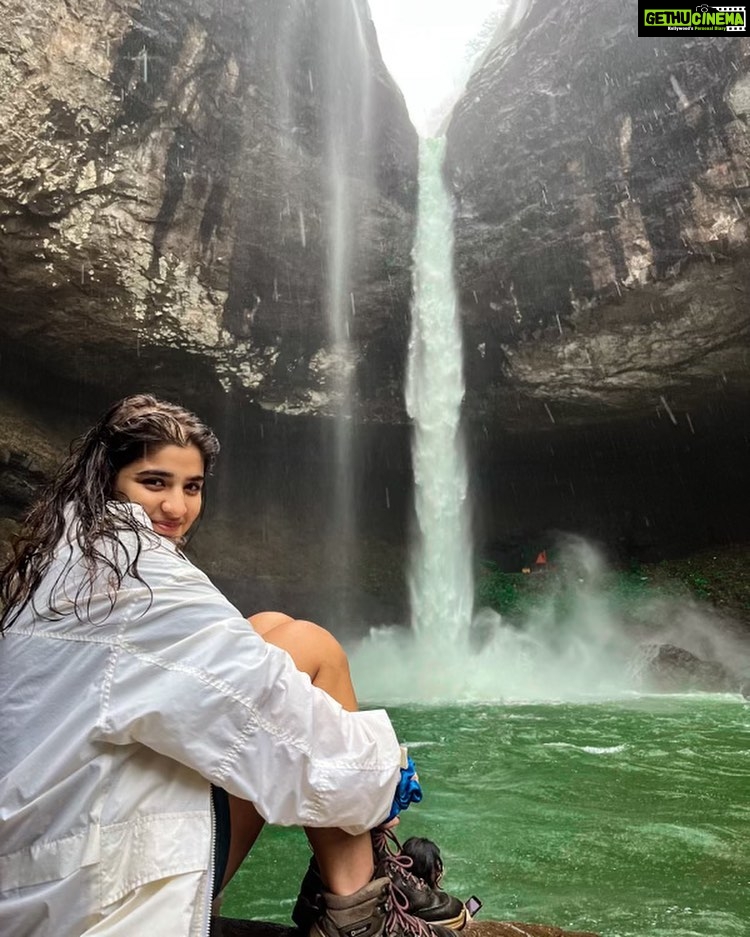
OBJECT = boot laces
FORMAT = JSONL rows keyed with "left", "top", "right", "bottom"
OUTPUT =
{"left": 384, "top": 879, "right": 434, "bottom": 937}
{"left": 372, "top": 828, "right": 427, "bottom": 893}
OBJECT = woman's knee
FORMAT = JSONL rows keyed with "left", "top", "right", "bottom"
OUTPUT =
{"left": 247, "top": 610, "right": 295, "bottom": 636}
{"left": 259, "top": 618, "right": 356, "bottom": 710}
{"left": 291, "top": 621, "right": 355, "bottom": 708}
{"left": 264, "top": 618, "right": 348, "bottom": 671}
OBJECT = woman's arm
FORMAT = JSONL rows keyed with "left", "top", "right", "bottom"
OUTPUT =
{"left": 96, "top": 548, "right": 402, "bottom": 835}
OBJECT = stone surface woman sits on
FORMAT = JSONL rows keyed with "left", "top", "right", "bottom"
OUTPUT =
{"left": 0, "top": 394, "right": 466, "bottom": 937}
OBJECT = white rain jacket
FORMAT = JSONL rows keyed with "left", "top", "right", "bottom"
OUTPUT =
{"left": 0, "top": 505, "right": 402, "bottom": 937}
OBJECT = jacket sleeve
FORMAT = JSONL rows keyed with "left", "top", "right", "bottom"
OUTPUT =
{"left": 96, "top": 544, "right": 403, "bottom": 835}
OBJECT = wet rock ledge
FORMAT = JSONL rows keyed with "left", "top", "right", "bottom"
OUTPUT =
{"left": 211, "top": 919, "right": 600, "bottom": 937}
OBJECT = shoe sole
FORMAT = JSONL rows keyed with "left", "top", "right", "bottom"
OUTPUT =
{"left": 423, "top": 907, "right": 468, "bottom": 931}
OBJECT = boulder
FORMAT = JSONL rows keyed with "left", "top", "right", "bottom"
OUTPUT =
{"left": 639, "top": 642, "right": 741, "bottom": 692}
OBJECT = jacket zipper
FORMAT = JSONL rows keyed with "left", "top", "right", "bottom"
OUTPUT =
{"left": 203, "top": 795, "right": 217, "bottom": 937}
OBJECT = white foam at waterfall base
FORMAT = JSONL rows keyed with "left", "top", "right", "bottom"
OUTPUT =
{"left": 349, "top": 534, "right": 750, "bottom": 704}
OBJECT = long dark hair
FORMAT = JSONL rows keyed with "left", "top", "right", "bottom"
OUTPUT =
{"left": 0, "top": 394, "right": 220, "bottom": 633}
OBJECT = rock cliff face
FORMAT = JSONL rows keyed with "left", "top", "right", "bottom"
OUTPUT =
{"left": 0, "top": 0, "right": 417, "bottom": 420}
{"left": 446, "top": 0, "right": 750, "bottom": 428}
{"left": 0, "top": 0, "right": 419, "bottom": 622}
{"left": 443, "top": 2, "right": 750, "bottom": 587}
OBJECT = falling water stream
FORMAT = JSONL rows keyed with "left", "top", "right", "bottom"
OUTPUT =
{"left": 319, "top": 0, "right": 373, "bottom": 620}
{"left": 319, "top": 4, "right": 365, "bottom": 621}
{"left": 349, "top": 136, "right": 485, "bottom": 700}
{"left": 405, "top": 137, "right": 473, "bottom": 645}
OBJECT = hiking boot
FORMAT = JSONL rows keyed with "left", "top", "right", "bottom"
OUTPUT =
{"left": 309, "top": 876, "right": 458, "bottom": 937}
{"left": 292, "top": 827, "right": 471, "bottom": 934}
{"left": 371, "top": 830, "right": 468, "bottom": 931}
{"left": 293, "top": 834, "right": 468, "bottom": 933}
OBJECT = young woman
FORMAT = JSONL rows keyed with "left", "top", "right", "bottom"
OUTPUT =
{"left": 0, "top": 395, "right": 464, "bottom": 937}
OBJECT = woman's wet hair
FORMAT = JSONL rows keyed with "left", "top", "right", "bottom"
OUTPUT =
{"left": 93, "top": 394, "right": 220, "bottom": 478}
{"left": 0, "top": 394, "right": 220, "bottom": 633}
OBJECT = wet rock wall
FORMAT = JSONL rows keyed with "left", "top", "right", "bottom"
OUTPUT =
{"left": 446, "top": 0, "right": 750, "bottom": 426}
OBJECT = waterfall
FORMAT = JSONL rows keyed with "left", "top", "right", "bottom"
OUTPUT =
{"left": 406, "top": 137, "right": 474, "bottom": 646}
{"left": 350, "top": 138, "right": 479, "bottom": 700}
{"left": 320, "top": 0, "right": 373, "bottom": 621}
{"left": 321, "top": 43, "right": 358, "bottom": 619}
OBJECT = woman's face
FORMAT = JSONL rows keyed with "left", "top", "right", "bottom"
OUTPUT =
{"left": 114, "top": 443, "right": 205, "bottom": 542}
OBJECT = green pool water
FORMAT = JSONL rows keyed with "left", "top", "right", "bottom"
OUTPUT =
{"left": 221, "top": 695, "right": 750, "bottom": 937}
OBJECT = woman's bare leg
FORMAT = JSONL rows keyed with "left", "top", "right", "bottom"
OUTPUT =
{"left": 304, "top": 827, "right": 374, "bottom": 895}
{"left": 250, "top": 612, "right": 359, "bottom": 712}
{"left": 221, "top": 802, "right": 266, "bottom": 889}
{"left": 222, "top": 613, "right": 373, "bottom": 895}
